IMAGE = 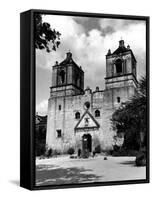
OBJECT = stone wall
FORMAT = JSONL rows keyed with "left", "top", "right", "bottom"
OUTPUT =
{"left": 46, "top": 44, "right": 138, "bottom": 154}
{"left": 46, "top": 88, "right": 119, "bottom": 153}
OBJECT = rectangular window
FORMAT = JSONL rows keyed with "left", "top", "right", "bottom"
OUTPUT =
{"left": 56, "top": 130, "right": 62, "bottom": 138}
{"left": 59, "top": 105, "right": 61, "bottom": 110}
{"left": 117, "top": 97, "right": 120, "bottom": 103}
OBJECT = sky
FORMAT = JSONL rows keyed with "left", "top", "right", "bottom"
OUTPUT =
{"left": 36, "top": 14, "right": 146, "bottom": 115}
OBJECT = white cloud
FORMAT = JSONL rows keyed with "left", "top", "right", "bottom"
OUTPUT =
{"left": 36, "top": 100, "right": 48, "bottom": 115}
{"left": 43, "top": 15, "right": 84, "bottom": 37}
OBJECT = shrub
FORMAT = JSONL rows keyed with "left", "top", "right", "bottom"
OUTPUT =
{"left": 112, "top": 148, "right": 127, "bottom": 156}
{"left": 51, "top": 149, "right": 61, "bottom": 157}
{"left": 113, "top": 144, "right": 120, "bottom": 152}
{"left": 46, "top": 148, "right": 52, "bottom": 158}
{"left": 94, "top": 145, "right": 101, "bottom": 153}
{"left": 127, "top": 150, "right": 138, "bottom": 156}
{"left": 112, "top": 147, "right": 138, "bottom": 157}
{"left": 135, "top": 151, "right": 146, "bottom": 166}
{"left": 67, "top": 147, "right": 75, "bottom": 155}
{"left": 101, "top": 149, "right": 113, "bottom": 156}
{"left": 109, "top": 149, "right": 113, "bottom": 155}
{"left": 35, "top": 143, "right": 46, "bottom": 156}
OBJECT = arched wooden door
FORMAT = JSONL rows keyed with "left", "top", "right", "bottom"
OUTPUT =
{"left": 82, "top": 134, "right": 92, "bottom": 152}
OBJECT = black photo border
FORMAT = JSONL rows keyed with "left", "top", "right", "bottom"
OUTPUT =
{"left": 20, "top": 9, "right": 150, "bottom": 190}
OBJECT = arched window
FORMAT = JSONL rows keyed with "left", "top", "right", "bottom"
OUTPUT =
{"left": 115, "top": 59, "right": 122, "bottom": 74}
{"left": 59, "top": 70, "right": 65, "bottom": 84}
{"left": 75, "top": 112, "right": 80, "bottom": 119}
{"left": 95, "top": 110, "right": 100, "bottom": 117}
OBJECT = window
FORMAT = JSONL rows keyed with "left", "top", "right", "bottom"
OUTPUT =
{"left": 75, "top": 112, "right": 80, "bottom": 119}
{"left": 115, "top": 59, "right": 122, "bottom": 74}
{"left": 84, "top": 101, "right": 90, "bottom": 110}
{"left": 57, "top": 130, "right": 62, "bottom": 138}
{"left": 59, "top": 105, "right": 61, "bottom": 110}
{"left": 59, "top": 70, "right": 65, "bottom": 84}
{"left": 117, "top": 97, "right": 120, "bottom": 103}
{"left": 95, "top": 110, "right": 100, "bottom": 117}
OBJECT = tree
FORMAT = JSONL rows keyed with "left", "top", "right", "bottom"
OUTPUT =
{"left": 111, "top": 76, "right": 147, "bottom": 151}
{"left": 35, "top": 14, "right": 61, "bottom": 52}
{"left": 35, "top": 126, "right": 46, "bottom": 156}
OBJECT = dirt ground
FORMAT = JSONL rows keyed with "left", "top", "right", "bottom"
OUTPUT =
{"left": 35, "top": 155, "right": 146, "bottom": 186}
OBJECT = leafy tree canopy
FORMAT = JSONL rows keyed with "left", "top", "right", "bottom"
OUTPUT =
{"left": 35, "top": 14, "right": 61, "bottom": 52}
{"left": 111, "top": 76, "right": 147, "bottom": 150}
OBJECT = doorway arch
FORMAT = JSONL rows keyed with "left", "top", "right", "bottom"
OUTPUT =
{"left": 82, "top": 134, "right": 92, "bottom": 152}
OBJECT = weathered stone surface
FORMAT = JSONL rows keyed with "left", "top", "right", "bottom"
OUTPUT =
{"left": 46, "top": 41, "right": 138, "bottom": 154}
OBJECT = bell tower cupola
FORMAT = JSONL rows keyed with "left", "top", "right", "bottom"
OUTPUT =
{"left": 105, "top": 39, "right": 138, "bottom": 90}
{"left": 50, "top": 52, "right": 84, "bottom": 97}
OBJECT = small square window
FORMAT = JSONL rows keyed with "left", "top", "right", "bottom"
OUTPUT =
{"left": 117, "top": 97, "right": 120, "bottom": 103}
{"left": 59, "top": 105, "right": 61, "bottom": 110}
{"left": 57, "top": 130, "right": 62, "bottom": 138}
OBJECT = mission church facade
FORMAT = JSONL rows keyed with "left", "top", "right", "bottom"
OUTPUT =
{"left": 46, "top": 40, "right": 138, "bottom": 154}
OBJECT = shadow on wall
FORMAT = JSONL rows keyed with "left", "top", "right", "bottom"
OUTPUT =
{"left": 36, "top": 165, "right": 102, "bottom": 186}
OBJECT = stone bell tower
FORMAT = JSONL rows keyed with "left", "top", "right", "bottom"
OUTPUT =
{"left": 50, "top": 51, "right": 84, "bottom": 97}
{"left": 46, "top": 52, "right": 85, "bottom": 151}
{"left": 104, "top": 40, "right": 138, "bottom": 107}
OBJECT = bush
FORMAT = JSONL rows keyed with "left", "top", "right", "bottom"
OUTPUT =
{"left": 109, "top": 149, "right": 113, "bottom": 155}
{"left": 35, "top": 143, "right": 46, "bottom": 156}
{"left": 46, "top": 148, "right": 52, "bottom": 158}
{"left": 67, "top": 147, "right": 75, "bottom": 155}
{"left": 135, "top": 151, "right": 146, "bottom": 166}
{"left": 54, "top": 149, "right": 61, "bottom": 156}
{"left": 113, "top": 145, "right": 120, "bottom": 152}
{"left": 101, "top": 149, "right": 113, "bottom": 156}
{"left": 94, "top": 145, "right": 101, "bottom": 153}
{"left": 112, "top": 148, "right": 127, "bottom": 156}
{"left": 112, "top": 146, "right": 138, "bottom": 157}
